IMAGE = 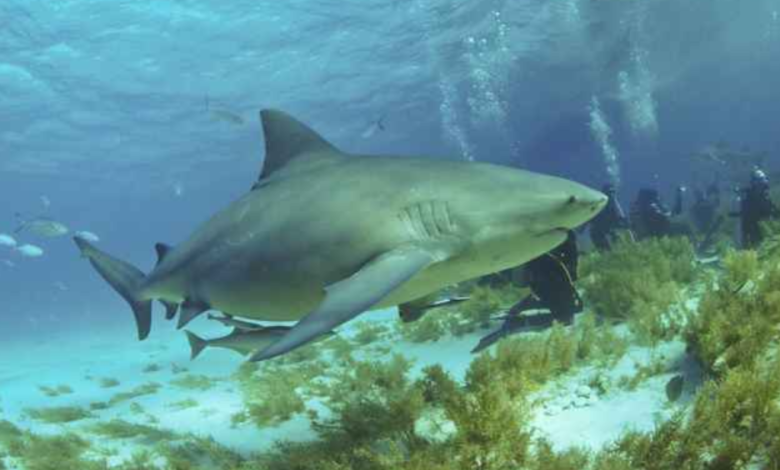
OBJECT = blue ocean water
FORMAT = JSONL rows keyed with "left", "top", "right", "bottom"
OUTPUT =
{"left": 1, "top": 0, "right": 780, "bottom": 464}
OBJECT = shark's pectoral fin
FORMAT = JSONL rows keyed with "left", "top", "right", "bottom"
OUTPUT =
{"left": 249, "top": 246, "right": 438, "bottom": 362}
{"left": 177, "top": 298, "right": 210, "bottom": 329}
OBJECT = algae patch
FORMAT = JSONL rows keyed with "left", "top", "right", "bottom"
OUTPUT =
{"left": 169, "top": 374, "right": 218, "bottom": 391}
{"left": 37, "top": 384, "right": 74, "bottom": 397}
{"left": 85, "top": 419, "right": 176, "bottom": 442}
{"left": 23, "top": 406, "right": 92, "bottom": 424}
{"left": 108, "top": 382, "right": 162, "bottom": 406}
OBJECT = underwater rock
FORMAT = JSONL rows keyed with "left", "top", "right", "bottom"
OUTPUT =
{"left": 544, "top": 404, "right": 563, "bottom": 416}
{"left": 576, "top": 385, "right": 593, "bottom": 398}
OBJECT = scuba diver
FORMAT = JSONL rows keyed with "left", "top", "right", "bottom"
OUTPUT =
{"left": 629, "top": 186, "right": 685, "bottom": 240}
{"left": 589, "top": 182, "right": 634, "bottom": 251}
{"left": 472, "top": 230, "right": 582, "bottom": 353}
{"left": 732, "top": 167, "right": 779, "bottom": 249}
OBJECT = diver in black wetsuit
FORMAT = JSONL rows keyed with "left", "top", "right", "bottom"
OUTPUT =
{"left": 736, "top": 168, "right": 779, "bottom": 249}
{"left": 630, "top": 186, "right": 685, "bottom": 240}
{"left": 472, "top": 230, "right": 582, "bottom": 353}
{"left": 589, "top": 183, "right": 633, "bottom": 251}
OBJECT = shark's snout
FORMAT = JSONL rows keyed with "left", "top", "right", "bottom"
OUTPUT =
{"left": 557, "top": 188, "right": 608, "bottom": 230}
{"left": 569, "top": 191, "right": 608, "bottom": 214}
{"left": 566, "top": 193, "right": 606, "bottom": 208}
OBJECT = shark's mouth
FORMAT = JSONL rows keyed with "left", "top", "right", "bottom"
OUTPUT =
{"left": 536, "top": 227, "right": 569, "bottom": 237}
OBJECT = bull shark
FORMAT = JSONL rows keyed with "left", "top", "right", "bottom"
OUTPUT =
{"left": 74, "top": 109, "right": 606, "bottom": 362}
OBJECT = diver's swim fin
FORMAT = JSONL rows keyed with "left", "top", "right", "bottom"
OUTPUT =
{"left": 250, "top": 247, "right": 437, "bottom": 362}
{"left": 471, "top": 314, "right": 557, "bottom": 354}
{"left": 74, "top": 237, "right": 152, "bottom": 341}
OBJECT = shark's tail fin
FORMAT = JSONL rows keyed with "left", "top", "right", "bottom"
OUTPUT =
{"left": 184, "top": 330, "right": 208, "bottom": 360}
{"left": 74, "top": 237, "right": 152, "bottom": 340}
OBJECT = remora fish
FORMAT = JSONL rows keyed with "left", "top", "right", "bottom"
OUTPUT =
{"left": 207, "top": 313, "right": 267, "bottom": 331}
{"left": 15, "top": 215, "right": 68, "bottom": 238}
{"left": 206, "top": 96, "right": 244, "bottom": 125}
{"left": 360, "top": 115, "right": 386, "bottom": 139}
{"left": 74, "top": 109, "right": 606, "bottom": 362}
{"left": 185, "top": 327, "right": 292, "bottom": 360}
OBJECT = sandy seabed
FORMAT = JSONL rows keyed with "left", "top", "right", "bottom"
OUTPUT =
{"left": 0, "top": 307, "right": 698, "bottom": 465}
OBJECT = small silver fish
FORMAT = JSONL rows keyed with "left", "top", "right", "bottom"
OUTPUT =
{"left": 74, "top": 231, "right": 100, "bottom": 243}
{"left": 210, "top": 109, "right": 245, "bottom": 125}
{"left": 15, "top": 244, "right": 44, "bottom": 258}
{"left": 15, "top": 215, "right": 68, "bottom": 238}
{"left": 173, "top": 182, "right": 185, "bottom": 198}
{"left": 0, "top": 233, "right": 17, "bottom": 248}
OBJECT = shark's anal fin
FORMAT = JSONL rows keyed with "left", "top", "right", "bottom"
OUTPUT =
{"left": 154, "top": 243, "right": 172, "bottom": 267}
{"left": 249, "top": 246, "right": 438, "bottom": 362}
{"left": 177, "top": 298, "right": 210, "bottom": 329}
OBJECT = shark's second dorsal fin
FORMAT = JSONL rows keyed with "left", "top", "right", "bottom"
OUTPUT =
{"left": 155, "top": 243, "right": 172, "bottom": 267}
{"left": 258, "top": 109, "right": 342, "bottom": 181}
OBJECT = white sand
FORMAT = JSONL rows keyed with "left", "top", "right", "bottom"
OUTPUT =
{"left": 0, "top": 306, "right": 699, "bottom": 463}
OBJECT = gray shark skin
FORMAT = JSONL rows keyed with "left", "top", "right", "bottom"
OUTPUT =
{"left": 74, "top": 109, "right": 607, "bottom": 362}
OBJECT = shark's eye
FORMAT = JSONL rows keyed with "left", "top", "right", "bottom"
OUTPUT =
{"left": 567, "top": 196, "right": 577, "bottom": 205}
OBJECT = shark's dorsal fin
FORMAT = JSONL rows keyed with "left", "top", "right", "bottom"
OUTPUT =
{"left": 258, "top": 109, "right": 342, "bottom": 181}
{"left": 154, "top": 243, "right": 172, "bottom": 267}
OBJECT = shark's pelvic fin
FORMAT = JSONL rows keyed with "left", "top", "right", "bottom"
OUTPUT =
{"left": 177, "top": 298, "right": 210, "bottom": 329}
{"left": 161, "top": 300, "right": 178, "bottom": 320}
{"left": 249, "top": 246, "right": 438, "bottom": 362}
{"left": 154, "top": 243, "right": 172, "bottom": 267}
{"left": 257, "top": 109, "right": 343, "bottom": 181}
{"left": 74, "top": 237, "right": 152, "bottom": 340}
